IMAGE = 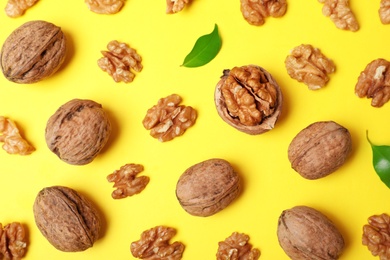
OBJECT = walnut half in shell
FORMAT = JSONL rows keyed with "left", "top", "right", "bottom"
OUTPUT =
{"left": 214, "top": 65, "right": 283, "bottom": 135}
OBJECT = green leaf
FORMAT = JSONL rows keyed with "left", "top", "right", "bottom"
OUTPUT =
{"left": 181, "top": 24, "right": 222, "bottom": 68}
{"left": 367, "top": 130, "right": 390, "bottom": 188}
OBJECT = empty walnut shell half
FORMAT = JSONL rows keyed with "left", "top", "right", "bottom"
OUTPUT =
{"left": 1, "top": 20, "right": 66, "bottom": 84}
{"left": 176, "top": 158, "right": 240, "bottom": 217}
{"left": 288, "top": 121, "right": 352, "bottom": 180}
{"left": 33, "top": 186, "right": 101, "bottom": 252}
{"left": 45, "top": 99, "right": 111, "bottom": 165}
{"left": 214, "top": 65, "right": 283, "bottom": 134}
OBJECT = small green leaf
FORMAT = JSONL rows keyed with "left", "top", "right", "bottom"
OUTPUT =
{"left": 367, "top": 130, "right": 390, "bottom": 188}
{"left": 181, "top": 24, "right": 222, "bottom": 68}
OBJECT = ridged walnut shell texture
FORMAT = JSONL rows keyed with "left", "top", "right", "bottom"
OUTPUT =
{"left": 288, "top": 121, "right": 352, "bottom": 180}
{"left": 176, "top": 158, "right": 240, "bottom": 217}
{"left": 277, "top": 206, "right": 345, "bottom": 260}
{"left": 0, "top": 20, "right": 66, "bottom": 84}
{"left": 45, "top": 99, "right": 111, "bottom": 165}
{"left": 33, "top": 186, "right": 101, "bottom": 252}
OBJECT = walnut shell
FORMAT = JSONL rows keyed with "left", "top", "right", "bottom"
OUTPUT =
{"left": 33, "top": 186, "right": 101, "bottom": 252}
{"left": 176, "top": 158, "right": 240, "bottom": 217}
{"left": 277, "top": 205, "right": 345, "bottom": 260}
{"left": 288, "top": 121, "right": 352, "bottom": 180}
{"left": 214, "top": 65, "right": 283, "bottom": 135}
{"left": 45, "top": 99, "right": 111, "bottom": 165}
{"left": 0, "top": 20, "right": 66, "bottom": 84}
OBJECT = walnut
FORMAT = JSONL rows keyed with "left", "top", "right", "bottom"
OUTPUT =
{"left": 362, "top": 213, "right": 390, "bottom": 259}
{"left": 130, "top": 226, "right": 185, "bottom": 260}
{"left": 285, "top": 44, "right": 336, "bottom": 90}
{"left": 319, "top": 0, "right": 359, "bottom": 31}
{"left": 380, "top": 0, "right": 390, "bottom": 24}
{"left": 85, "top": 0, "right": 124, "bottom": 14}
{"left": 240, "top": 0, "right": 287, "bottom": 26}
{"left": 142, "top": 94, "right": 197, "bottom": 142}
{"left": 0, "top": 116, "right": 34, "bottom": 155}
{"left": 0, "top": 222, "right": 27, "bottom": 260}
{"left": 216, "top": 232, "right": 261, "bottom": 260}
{"left": 4, "top": 0, "right": 39, "bottom": 17}
{"left": 1, "top": 20, "right": 66, "bottom": 84}
{"left": 107, "top": 163, "right": 150, "bottom": 199}
{"left": 97, "top": 40, "right": 142, "bottom": 83}
{"left": 214, "top": 65, "right": 283, "bottom": 135}
{"left": 355, "top": 58, "right": 390, "bottom": 107}
{"left": 166, "top": 0, "right": 189, "bottom": 14}
{"left": 33, "top": 186, "right": 101, "bottom": 252}
{"left": 45, "top": 99, "right": 111, "bottom": 165}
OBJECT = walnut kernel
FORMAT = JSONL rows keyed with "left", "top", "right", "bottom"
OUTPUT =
{"left": 380, "top": 0, "right": 390, "bottom": 24}
{"left": 240, "top": 0, "right": 287, "bottom": 26}
{"left": 285, "top": 44, "right": 336, "bottom": 90}
{"left": 355, "top": 58, "right": 390, "bottom": 107}
{"left": 107, "top": 163, "right": 150, "bottom": 199}
{"left": 166, "top": 0, "right": 189, "bottom": 14}
{"left": 142, "top": 94, "right": 197, "bottom": 142}
{"left": 130, "top": 226, "right": 185, "bottom": 260}
{"left": 319, "top": 0, "right": 359, "bottom": 31}
{"left": 216, "top": 232, "right": 260, "bottom": 260}
{"left": 5, "top": 0, "right": 39, "bottom": 17}
{"left": 0, "top": 116, "right": 35, "bottom": 155}
{"left": 0, "top": 222, "right": 28, "bottom": 260}
{"left": 85, "top": 0, "right": 124, "bottom": 14}
{"left": 362, "top": 213, "right": 390, "bottom": 259}
{"left": 98, "top": 40, "right": 142, "bottom": 83}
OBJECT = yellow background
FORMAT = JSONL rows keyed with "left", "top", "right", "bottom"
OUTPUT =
{"left": 1, "top": 0, "right": 389, "bottom": 259}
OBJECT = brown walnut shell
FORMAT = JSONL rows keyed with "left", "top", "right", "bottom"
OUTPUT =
{"left": 277, "top": 205, "right": 345, "bottom": 260}
{"left": 0, "top": 20, "right": 66, "bottom": 84}
{"left": 214, "top": 65, "right": 283, "bottom": 135}
{"left": 45, "top": 99, "right": 111, "bottom": 165}
{"left": 288, "top": 121, "right": 352, "bottom": 180}
{"left": 33, "top": 186, "right": 101, "bottom": 252}
{"left": 176, "top": 158, "right": 240, "bottom": 217}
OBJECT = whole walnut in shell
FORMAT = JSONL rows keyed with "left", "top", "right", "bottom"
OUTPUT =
{"left": 45, "top": 99, "right": 111, "bottom": 165}
{"left": 215, "top": 65, "right": 283, "bottom": 135}
{"left": 277, "top": 205, "right": 345, "bottom": 260}
{"left": 288, "top": 121, "right": 352, "bottom": 180}
{"left": 176, "top": 158, "right": 240, "bottom": 217}
{"left": 33, "top": 186, "right": 101, "bottom": 252}
{"left": 1, "top": 20, "right": 66, "bottom": 84}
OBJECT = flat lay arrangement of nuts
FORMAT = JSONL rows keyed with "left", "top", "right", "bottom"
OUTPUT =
{"left": 1, "top": 1, "right": 390, "bottom": 259}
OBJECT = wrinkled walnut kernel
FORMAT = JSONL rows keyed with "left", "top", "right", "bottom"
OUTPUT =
{"left": 285, "top": 44, "right": 335, "bottom": 90}
{"left": 240, "top": 0, "right": 287, "bottom": 26}
{"left": 216, "top": 232, "right": 260, "bottom": 260}
{"left": 0, "top": 222, "right": 27, "bottom": 260}
{"left": 355, "top": 58, "right": 390, "bottom": 107}
{"left": 142, "top": 94, "right": 197, "bottom": 142}
{"left": 319, "top": 0, "right": 359, "bottom": 31}
{"left": 107, "top": 163, "right": 150, "bottom": 199}
{"left": 98, "top": 40, "right": 142, "bottom": 83}
{"left": 5, "top": 0, "right": 38, "bottom": 17}
{"left": 131, "top": 226, "right": 185, "bottom": 260}
{"left": 380, "top": 0, "right": 390, "bottom": 24}
{"left": 362, "top": 213, "right": 390, "bottom": 259}
{"left": 166, "top": 0, "right": 189, "bottom": 14}
{"left": 85, "top": 0, "right": 124, "bottom": 14}
{"left": 0, "top": 116, "right": 34, "bottom": 155}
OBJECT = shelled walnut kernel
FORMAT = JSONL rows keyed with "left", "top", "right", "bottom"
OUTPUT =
{"left": 363, "top": 213, "right": 390, "bottom": 259}
{"left": 131, "top": 226, "right": 185, "bottom": 259}
{"left": 355, "top": 58, "right": 390, "bottom": 107}
{"left": 285, "top": 44, "right": 335, "bottom": 90}
{"left": 85, "top": 0, "right": 124, "bottom": 14}
{"left": 5, "top": 0, "right": 38, "bottom": 17}
{"left": 166, "top": 0, "right": 189, "bottom": 14}
{"left": 216, "top": 232, "right": 260, "bottom": 260}
{"left": 142, "top": 94, "right": 197, "bottom": 142}
{"left": 319, "top": 0, "right": 359, "bottom": 31}
{"left": 98, "top": 40, "right": 142, "bottom": 83}
{"left": 0, "top": 222, "right": 28, "bottom": 260}
{"left": 380, "top": 0, "right": 390, "bottom": 24}
{"left": 107, "top": 163, "right": 150, "bottom": 199}
{"left": 0, "top": 116, "right": 34, "bottom": 155}
{"left": 240, "top": 0, "right": 287, "bottom": 26}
